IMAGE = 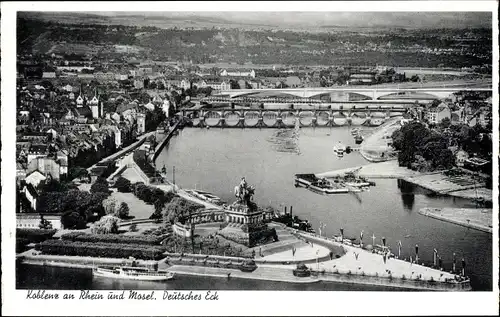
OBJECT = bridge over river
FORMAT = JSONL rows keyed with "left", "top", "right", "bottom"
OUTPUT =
{"left": 217, "top": 85, "right": 492, "bottom": 101}
{"left": 181, "top": 107, "right": 406, "bottom": 128}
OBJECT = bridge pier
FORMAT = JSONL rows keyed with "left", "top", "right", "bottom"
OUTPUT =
{"left": 237, "top": 116, "right": 245, "bottom": 128}
{"left": 256, "top": 115, "right": 265, "bottom": 128}
{"left": 198, "top": 116, "right": 206, "bottom": 128}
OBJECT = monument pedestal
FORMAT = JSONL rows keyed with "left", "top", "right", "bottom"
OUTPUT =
{"left": 218, "top": 202, "right": 277, "bottom": 247}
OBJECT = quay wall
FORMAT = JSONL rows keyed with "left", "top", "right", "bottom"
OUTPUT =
{"left": 152, "top": 121, "right": 181, "bottom": 162}
{"left": 418, "top": 208, "right": 492, "bottom": 234}
{"left": 313, "top": 270, "right": 471, "bottom": 291}
{"left": 129, "top": 156, "right": 151, "bottom": 185}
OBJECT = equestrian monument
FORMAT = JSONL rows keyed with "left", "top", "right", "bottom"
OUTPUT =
{"left": 218, "top": 177, "right": 278, "bottom": 247}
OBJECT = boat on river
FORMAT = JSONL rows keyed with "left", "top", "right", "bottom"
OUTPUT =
{"left": 93, "top": 266, "right": 174, "bottom": 281}
{"left": 295, "top": 174, "right": 349, "bottom": 194}
{"left": 185, "top": 189, "right": 226, "bottom": 206}
{"left": 354, "top": 134, "right": 363, "bottom": 144}
{"left": 330, "top": 170, "right": 376, "bottom": 188}
{"left": 333, "top": 141, "right": 347, "bottom": 157}
{"left": 309, "top": 178, "right": 349, "bottom": 194}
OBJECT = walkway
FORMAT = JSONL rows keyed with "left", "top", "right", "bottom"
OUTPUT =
{"left": 86, "top": 131, "right": 155, "bottom": 172}
{"left": 292, "top": 231, "right": 460, "bottom": 283}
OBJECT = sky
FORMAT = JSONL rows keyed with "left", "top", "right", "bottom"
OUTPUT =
{"left": 92, "top": 11, "right": 492, "bottom": 29}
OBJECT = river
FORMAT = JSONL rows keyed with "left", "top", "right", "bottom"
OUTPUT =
{"left": 18, "top": 126, "right": 492, "bottom": 290}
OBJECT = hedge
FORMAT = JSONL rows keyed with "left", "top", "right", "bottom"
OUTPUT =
{"left": 35, "top": 240, "right": 166, "bottom": 260}
{"left": 16, "top": 238, "right": 31, "bottom": 253}
{"left": 16, "top": 228, "right": 57, "bottom": 243}
{"left": 61, "top": 233, "right": 166, "bottom": 245}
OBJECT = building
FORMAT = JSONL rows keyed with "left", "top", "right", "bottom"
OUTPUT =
{"left": 88, "top": 90, "right": 102, "bottom": 119}
{"left": 26, "top": 155, "right": 67, "bottom": 181}
{"left": 349, "top": 71, "right": 377, "bottom": 85}
{"left": 16, "top": 213, "right": 62, "bottom": 229}
{"left": 23, "top": 183, "right": 39, "bottom": 211}
{"left": 24, "top": 170, "right": 47, "bottom": 188}
{"left": 426, "top": 104, "right": 451, "bottom": 124}
{"left": 220, "top": 69, "right": 256, "bottom": 78}
{"left": 136, "top": 112, "right": 146, "bottom": 135}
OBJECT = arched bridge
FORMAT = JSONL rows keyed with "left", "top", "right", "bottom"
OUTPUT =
{"left": 181, "top": 107, "right": 407, "bottom": 128}
{"left": 217, "top": 87, "right": 492, "bottom": 101}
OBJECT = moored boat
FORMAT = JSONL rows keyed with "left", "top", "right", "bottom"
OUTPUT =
{"left": 333, "top": 141, "right": 346, "bottom": 157}
{"left": 92, "top": 266, "right": 174, "bottom": 281}
{"left": 309, "top": 178, "right": 349, "bottom": 194}
{"left": 185, "top": 189, "right": 226, "bottom": 206}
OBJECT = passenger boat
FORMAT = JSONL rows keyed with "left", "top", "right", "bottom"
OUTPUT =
{"left": 333, "top": 141, "right": 346, "bottom": 157}
{"left": 92, "top": 266, "right": 174, "bottom": 281}
{"left": 294, "top": 173, "right": 316, "bottom": 187}
{"left": 354, "top": 134, "right": 363, "bottom": 144}
{"left": 185, "top": 189, "right": 226, "bottom": 206}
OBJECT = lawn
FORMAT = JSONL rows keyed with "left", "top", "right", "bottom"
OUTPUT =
{"left": 110, "top": 190, "right": 155, "bottom": 220}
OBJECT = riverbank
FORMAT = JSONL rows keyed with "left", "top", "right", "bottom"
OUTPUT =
{"left": 359, "top": 117, "right": 402, "bottom": 162}
{"left": 18, "top": 227, "right": 470, "bottom": 291}
{"left": 316, "top": 160, "right": 423, "bottom": 179}
{"left": 419, "top": 208, "right": 492, "bottom": 234}
{"left": 316, "top": 160, "right": 492, "bottom": 202}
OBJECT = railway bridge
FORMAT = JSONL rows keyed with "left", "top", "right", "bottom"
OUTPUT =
{"left": 181, "top": 107, "right": 407, "bottom": 128}
{"left": 217, "top": 86, "right": 492, "bottom": 101}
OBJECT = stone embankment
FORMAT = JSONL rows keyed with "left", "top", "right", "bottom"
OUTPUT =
{"left": 418, "top": 208, "right": 492, "bottom": 234}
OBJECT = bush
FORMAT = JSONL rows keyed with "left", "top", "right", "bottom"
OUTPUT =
{"left": 90, "top": 177, "right": 110, "bottom": 195}
{"left": 115, "top": 176, "right": 131, "bottom": 193}
{"left": 61, "top": 232, "right": 166, "bottom": 245}
{"left": 129, "top": 224, "right": 138, "bottom": 232}
{"left": 61, "top": 212, "right": 87, "bottom": 230}
{"left": 90, "top": 215, "right": 120, "bottom": 234}
{"left": 36, "top": 239, "right": 166, "bottom": 260}
{"left": 16, "top": 228, "right": 57, "bottom": 243}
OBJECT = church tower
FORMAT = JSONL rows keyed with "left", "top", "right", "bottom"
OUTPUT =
{"left": 76, "top": 85, "right": 85, "bottom": 108}
{"left": 89, "top": 88, "right": 100, "bottom": 119}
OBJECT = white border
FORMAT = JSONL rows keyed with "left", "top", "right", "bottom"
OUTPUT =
{"left": 1, "top": 1, "right": 499, "bottom": 316}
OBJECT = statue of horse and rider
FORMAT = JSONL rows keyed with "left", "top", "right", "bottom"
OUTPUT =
{"left": 234, "top": 177, "right": 257, "bottom": 210}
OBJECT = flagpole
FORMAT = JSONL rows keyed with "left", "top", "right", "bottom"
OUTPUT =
{"left": 398, "top": 241, "right": 401, "bottom": 259}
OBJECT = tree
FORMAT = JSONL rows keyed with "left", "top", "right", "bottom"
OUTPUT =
{"left": 61, "top": 211, "right": 86, "bottom": 229}
{"left": 91, "top": 215, "right": 119, "bottom": 234}
{"left": 39, "top": 216, "right": 53, "bottom": 229}
{"left": 90, "top": 176, "right": 110, "bottom": 195}
{"left": 116, "top": 202, "right": 130, "bottom": 219}
{"left": 440, "top": 117, "right": 451, "bottom": 129}
{"left": 115, "top": 176, "right": 131, "bottom": 193}
{"left": 102, "top": 197, "right": 118, "bottom": 215}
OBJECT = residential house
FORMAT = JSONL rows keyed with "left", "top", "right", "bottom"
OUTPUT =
{"left": 27, "top": 144, "right": 49, "bottom": 164}
{"left": 426, "top": 103, "right": 451, "bottom": 125}
{"left": 23, "top": 183, "right": 39, "bottom": 211}
{"left": 24, "top": 170, "right": 47, "bottom": 188}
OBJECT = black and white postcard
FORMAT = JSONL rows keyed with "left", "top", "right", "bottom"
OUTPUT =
{"left": 1, "top": 1, "right": 498, "bottom": 316}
